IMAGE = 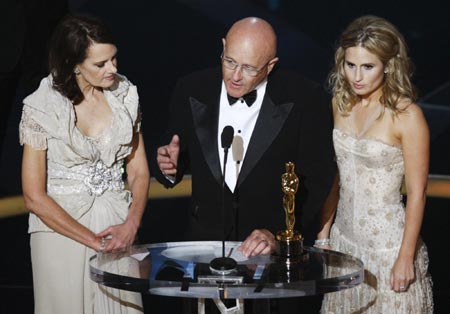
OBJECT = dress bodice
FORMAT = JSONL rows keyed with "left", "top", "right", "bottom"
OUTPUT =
{"left": 19, "top": 74, "right": 140, "bottom": 232}
{"left": 333, "top": 128, "right": 406, "bottom": 249}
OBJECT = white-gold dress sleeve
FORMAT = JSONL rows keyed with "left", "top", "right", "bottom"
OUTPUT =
{"left": 19, "top": 105, "right": 48, "bottom": 150}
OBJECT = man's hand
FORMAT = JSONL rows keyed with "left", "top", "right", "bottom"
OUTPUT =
{"left": 156, "top": 134, "right": 180, "bottom": 176}
{"left": 238, "top": 229, "right": 277, "bottom": 257}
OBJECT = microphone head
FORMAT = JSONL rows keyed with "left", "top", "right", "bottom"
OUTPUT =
{"left": 232, "top": 135, "right": 244, "bottom": 162}
{"left": 221, "top": 125, "right": 234, "bottom": 149}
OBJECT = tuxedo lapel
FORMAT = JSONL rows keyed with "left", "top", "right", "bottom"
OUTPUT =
{"left": 190, "top": 96, "right": 222, "bottom": 184}
{"left": 237, "top": 96, "right": 294, "bottom": 187}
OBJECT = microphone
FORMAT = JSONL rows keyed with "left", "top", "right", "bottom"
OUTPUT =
{"left": 231, "top": 135, "right": 244, "bottom": 163}
{"left": 232, "top": 135, "right": 244, "bottom": 180}
{"left": 210, "top": 125, "right": 237, "bottom": 275}
{"left": 221, "top": 125, "right": 234, "bottom": 150}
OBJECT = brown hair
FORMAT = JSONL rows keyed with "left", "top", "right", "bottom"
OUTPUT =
{"left": 48, "top": 14, "right": 115, "bottom": 105}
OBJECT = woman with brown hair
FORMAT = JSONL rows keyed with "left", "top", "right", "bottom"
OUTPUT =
{"left": 20, "top": 14, "right": 149, "bottom": 314}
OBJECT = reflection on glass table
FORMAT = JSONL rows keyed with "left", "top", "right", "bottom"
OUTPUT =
{"left": 90, "top": 241, "right": 363, "bottom": 301}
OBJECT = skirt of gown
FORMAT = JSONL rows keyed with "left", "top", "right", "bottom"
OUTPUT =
{"left": 30, "top": 196, "right": 143, "bottom": 314}
{"left": 320, "top": 226, "right": 434, "bottom": 314}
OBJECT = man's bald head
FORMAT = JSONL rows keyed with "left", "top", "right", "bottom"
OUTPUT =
{"left": 221, "top": 17, "right": 278, "bottom": 98}
{"left": 225, "top": 17, "right": 277, "bottom": 60}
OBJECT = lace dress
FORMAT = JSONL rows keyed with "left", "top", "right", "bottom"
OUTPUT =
{"left": 321, "top": 129, "right": 434, "bottom": 314}
{"left": 19, "top": 75, "right": 143, "bottom": 314}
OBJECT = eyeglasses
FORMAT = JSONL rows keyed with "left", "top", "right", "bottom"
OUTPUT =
{"left": 221, "top": 55, "right": 269, "bottom": 77}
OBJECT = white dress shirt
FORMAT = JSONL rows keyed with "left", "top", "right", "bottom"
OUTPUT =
{"left": 217, "top": 80, "right": 268, "bottom": 192}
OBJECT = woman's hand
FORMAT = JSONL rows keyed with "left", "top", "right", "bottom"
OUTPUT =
{"left": 96, "top": 219, "right": 139, "bottom": 252}
{"left": 390, "top": 255, "right": 415, "bottom": 292}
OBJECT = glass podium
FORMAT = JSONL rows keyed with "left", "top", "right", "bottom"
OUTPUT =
{"left": 90, "top": 241, "right": 363, "bottom": 313}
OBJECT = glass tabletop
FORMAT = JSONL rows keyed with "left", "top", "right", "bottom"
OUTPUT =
{"left": 89, "top": 241, "right": 363, "bottom": 299}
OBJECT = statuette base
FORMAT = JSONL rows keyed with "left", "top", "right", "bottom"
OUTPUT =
{"left": 275, "top": 230, "right": 303, "bottom": 258}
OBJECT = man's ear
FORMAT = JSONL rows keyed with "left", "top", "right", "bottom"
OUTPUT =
{"left": 222, "top": 38, "right": 226, "bottom": 53}
{"left": 267, "top": 57, "right": 279, "bottom": 74}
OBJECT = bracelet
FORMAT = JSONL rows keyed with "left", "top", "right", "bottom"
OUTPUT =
{"left": 99, "top": 237, "right": 106, "bottom": 252}
{"left": 314, "top": 238, "right": 330, "bottom": 246}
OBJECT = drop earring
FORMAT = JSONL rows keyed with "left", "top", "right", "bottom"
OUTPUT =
{"left": 74, "top": 69, "right": 80, "bottom": 74}
{"left": 384, "top": 68, "right": 388, "bottom": 74}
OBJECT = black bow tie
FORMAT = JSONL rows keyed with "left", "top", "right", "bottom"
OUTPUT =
{"left": 227, "top": 90, "right": 257, "bottom": 107}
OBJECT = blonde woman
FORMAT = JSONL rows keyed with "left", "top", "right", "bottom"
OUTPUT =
{"left": 317, "top": 15, "right": 433, "bottom": 313}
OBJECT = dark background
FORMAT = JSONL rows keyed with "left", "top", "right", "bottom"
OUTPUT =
{"left": 0, "top": 0, "right": 449, "bottom": 313}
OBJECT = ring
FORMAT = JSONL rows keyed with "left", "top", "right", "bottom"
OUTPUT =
{"left": 400, "top": 286, "right": 406, "bottom": 290}
{"left": 99, "top": 237, "right": 106, "bottom": 252}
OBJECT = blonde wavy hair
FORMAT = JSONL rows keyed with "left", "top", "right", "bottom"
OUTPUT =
{"left": 328, "top": 15, "right": 416, "bottom": 115}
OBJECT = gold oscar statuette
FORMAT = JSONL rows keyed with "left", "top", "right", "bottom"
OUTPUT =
{"left": 276, "top": 162, "right": 303, "bottom": 257}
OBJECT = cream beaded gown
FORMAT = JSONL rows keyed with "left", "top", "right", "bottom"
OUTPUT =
{"left": 321, "top": 128, "right": 434, "bottom": 314}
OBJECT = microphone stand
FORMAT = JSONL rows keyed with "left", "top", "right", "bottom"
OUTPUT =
{"left": 210, "top": 127, "right": 237, "bottom": 275}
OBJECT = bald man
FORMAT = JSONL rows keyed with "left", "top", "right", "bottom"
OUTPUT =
{"left": 154, "top": 17, "right": 335, "bottom": 312}
{"left": 155, "top": 15, "right": 335, "bottom": 253}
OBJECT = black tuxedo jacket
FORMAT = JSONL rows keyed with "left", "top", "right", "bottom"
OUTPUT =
{"left": 154, "top": 67, "right": 336, "bottom": 245}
